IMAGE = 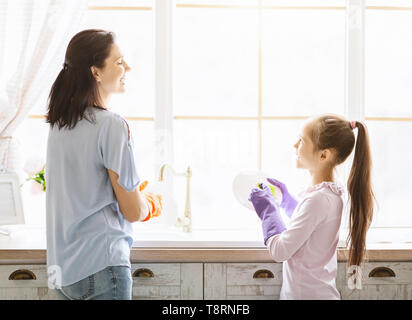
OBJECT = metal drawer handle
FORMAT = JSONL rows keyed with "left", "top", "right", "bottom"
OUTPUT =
{"left": 369, "top": 267, "right": 396, "bottom": 278}
{"left": 253, "top": 269, "right": 274, "bottom": 279}
{"left": 8, "top": 269, "right": 37, "bottom": 280}
{"left": 133, "top": 268, "right": 154, "bottom": 278}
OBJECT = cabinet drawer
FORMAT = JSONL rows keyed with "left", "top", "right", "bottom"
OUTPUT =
{"left": 131, "top": 263, "right": 202, "bottom": 300}
{"left": 0, "top": 265, "right": 48, "bottom": 288}
{"left": 337, "top": 262, "right": 412, "bottom": 300}
{"left": 364, "top": 262, "right": 412, "bottom": 285}
{"left": 0, "top": 264, "right": 58, "bottom": 300}
{"left": 227, "top": 263, "right": 283, "bottom": 286}
{"left": 205, "top": 263, "right": 282, "bottom": 300}
{"left": 131, "top": 263, "right": 180, "bottom": 286}
{"left": 337, "top": 262, "right": 412, "bottom": 285}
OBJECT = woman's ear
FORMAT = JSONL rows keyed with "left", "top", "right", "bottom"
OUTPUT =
{"left": 90, "top": 66, "right": 101, "bottom": 82}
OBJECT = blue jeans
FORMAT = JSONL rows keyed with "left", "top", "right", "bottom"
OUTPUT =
{"left": 53, "top": 266, "right": 132, "bottom": 300}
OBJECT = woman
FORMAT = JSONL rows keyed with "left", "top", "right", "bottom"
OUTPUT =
{"left": 45, "top": 29, "right": 158, "bottom": 300}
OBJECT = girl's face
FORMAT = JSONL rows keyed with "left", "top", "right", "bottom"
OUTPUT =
{"left": 293, "top": 121, "right": 319, "bottom": 170}
{"left": 92, "top": 43, "right": 131, "bottom": 96}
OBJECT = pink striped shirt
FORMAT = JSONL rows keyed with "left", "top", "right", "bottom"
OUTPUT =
{"left": 266, "top": 182, "right": 344, "bottom": 300}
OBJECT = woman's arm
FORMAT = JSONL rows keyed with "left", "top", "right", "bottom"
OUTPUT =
{"left": 108, "top": 169, "right": 149, "bottom": 223}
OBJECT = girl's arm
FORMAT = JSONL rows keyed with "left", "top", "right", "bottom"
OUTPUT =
{"left": 265, "top": 194, "right": 329, "bottom": 262}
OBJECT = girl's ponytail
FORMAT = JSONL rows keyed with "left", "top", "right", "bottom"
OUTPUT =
{"left": 309, "top": 115, "right": 375, "bottom": 288}
{"left": 346, "top": 121, "right": 375, "bottom": 272}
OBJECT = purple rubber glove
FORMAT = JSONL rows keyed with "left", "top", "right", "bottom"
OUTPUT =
{"left": 248, "top": 183, "right": 286, "bottom": 245}
{"left": 267, "top": 178, "right": 298, "bottom": 218}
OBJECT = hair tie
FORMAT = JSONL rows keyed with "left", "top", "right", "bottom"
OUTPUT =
{"left": 350, "top": 121, "right": 357, "bottom": 129}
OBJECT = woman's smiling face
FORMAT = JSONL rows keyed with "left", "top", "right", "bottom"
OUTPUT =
{"left": 91, "top": 42, "right": 131, "bottom": 97}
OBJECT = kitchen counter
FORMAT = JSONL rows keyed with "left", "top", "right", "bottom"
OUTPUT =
{"left": 0, "top": 225, "right": 412, "bottom": 264}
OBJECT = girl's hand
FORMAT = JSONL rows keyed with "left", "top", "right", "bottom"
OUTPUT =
{"left": 248, "top": 183, "right": 277, "bottom": 220}
{"left": 266, "top": 178, "right": 298, "bottom": 218}
{"left": 248, "top": 183, "right": 286, "bottom": 244}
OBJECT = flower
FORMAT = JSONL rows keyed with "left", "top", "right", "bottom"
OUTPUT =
{"left": 24, "top": 156, "right": 45, "bottom": 176}
{"left": 30, "top": 179, "right": 44, "bottom": 195}
{"left": 25, "top": 165, "right": 46, "bottom": 192}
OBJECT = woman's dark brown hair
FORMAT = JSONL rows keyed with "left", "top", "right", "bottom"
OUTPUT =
{"left": 46, "top": 29, "right": 115, "bottom": 129}
{"left": 309, "top": 114, "right": 375, "bottom": 281}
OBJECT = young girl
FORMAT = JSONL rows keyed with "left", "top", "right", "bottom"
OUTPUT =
{"left": 249, "top": 114, "right": 374, "bottom": 300}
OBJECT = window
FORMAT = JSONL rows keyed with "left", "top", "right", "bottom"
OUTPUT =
{"left": 365, "top": 0, "right": 412, "bottom": 227}
{"left": 14, "top": 0, "right": 155, "bottom": 227}
{"left": 82, "top": 1, "right": 156, "bottom": 182}
{"left": 174, "top": 0, "right": 345, "bottom": 229}
{"left": 14, "top": 0, "right": 412, "bottom": 236}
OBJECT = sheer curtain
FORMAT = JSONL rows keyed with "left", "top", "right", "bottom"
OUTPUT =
{"left": 0, "top": 0, "right": 88, "bottom": 174}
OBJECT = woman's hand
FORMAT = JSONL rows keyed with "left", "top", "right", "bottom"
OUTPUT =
{"left": 139, "top": 181, "right": 162, "bottom": 221}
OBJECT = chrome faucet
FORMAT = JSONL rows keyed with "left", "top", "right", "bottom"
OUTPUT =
{"left": 158, "top": 164, "right": 192, "bottom": 232}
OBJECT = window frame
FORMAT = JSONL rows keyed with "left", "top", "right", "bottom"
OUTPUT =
{"left": 28, "top": 0, "right": 412, "bottom": 231}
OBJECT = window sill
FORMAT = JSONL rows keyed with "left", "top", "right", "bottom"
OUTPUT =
{"left": 340, "top": 227, "right": 412, "bottom": 246}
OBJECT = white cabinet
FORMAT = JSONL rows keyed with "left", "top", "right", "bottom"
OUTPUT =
{"left": 0, "top": 264, "right": 60, "bottom": 300}
{"left": 204, "top": 262, "right": 412, "bottom": 300}
{"left": 131, "top": 263, "right": 203, "bottom": 300}
{"left": 0, "top": 261, "right": 411, "bottom": 300}
{"left": 0, "top": 263, "right": 203, "bottom": 300}
{"left": 204, "top": 263, "right": 282, "bottom": 300}
{"left": 336, "top": 262, "right": 412, "bottom": 300}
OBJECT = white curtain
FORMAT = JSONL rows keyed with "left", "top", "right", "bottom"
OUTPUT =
{"left": 0, "top": 0, "right": 88, "bottom": 173}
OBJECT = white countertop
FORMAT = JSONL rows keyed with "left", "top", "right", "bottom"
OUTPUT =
{"left": 2, "top": 224, "right": 411, "bottom": 250}
{"left": 1, "top": 225, "right": 412, "bottom": 263}
{"left": 0, "top": 225, "right": 270, "bottom": 249}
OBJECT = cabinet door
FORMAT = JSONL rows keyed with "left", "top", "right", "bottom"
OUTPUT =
{"left": 204, "top": 263, "right": 282, "bottom": 300}
{"left": 131, "top": 263, "right": 203, "bottom": 300}
{"left": 337, "top": 262, "right": 412, "bottom": 300}
{"left": 406, "top": 285, "right": 412, "bottom": 300}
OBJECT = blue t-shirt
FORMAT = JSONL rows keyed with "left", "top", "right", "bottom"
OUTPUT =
{"left": 45, "top": 107, "right": 140, "bottom": 287}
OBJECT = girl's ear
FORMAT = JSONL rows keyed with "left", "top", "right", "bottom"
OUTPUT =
{"left": 321, "top": 148, "right": 338, "bottom": 165}
{"left": 320, "top": 149, "right": 332, "bottom": 162}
